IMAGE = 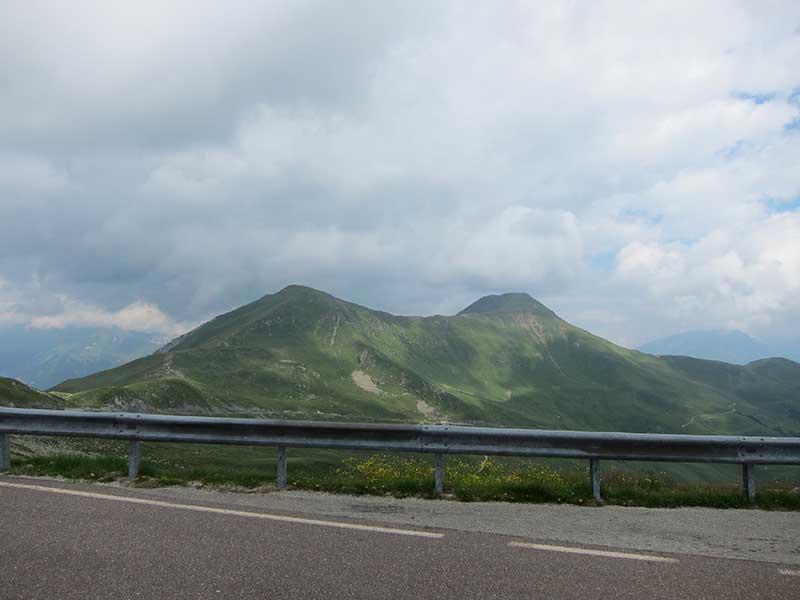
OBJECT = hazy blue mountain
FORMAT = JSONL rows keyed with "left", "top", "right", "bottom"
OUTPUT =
{"left": 763, "top": 337, "right": 800, "bottom": 363}
{"left": 638, "top": 330, "right": 770, "bottom": 364}
{"left": 0, "top": 326, "right": 163, "bottom": 389}
{"left": 638, "top": 330, "right": 800, "bottom": 365}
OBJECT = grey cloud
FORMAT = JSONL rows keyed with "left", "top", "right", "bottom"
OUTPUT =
{"left": 1, "top": 1, "right": 800, "bottom": 346}
{"left": 0, "top": 0, "right": 434, "bottom": 152}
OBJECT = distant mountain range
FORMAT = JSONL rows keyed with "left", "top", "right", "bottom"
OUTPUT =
{"left": 638, "top": 330, "right": 800, "bottom": 365}
{"left": 1, "top": 284, "right": 793, "bottom": 436}
{"left": 0, "top": 326, "right": 163, "bottom": 389}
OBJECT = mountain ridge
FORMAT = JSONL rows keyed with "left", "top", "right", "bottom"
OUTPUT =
{"left": 638, "top": 329, "right": 800, "bottom": 365}
{"left": 9, "top": 284, "right": 796, "bottom": 436}
{"left": 0, "top": 376, "right": 65, "bottom": 409}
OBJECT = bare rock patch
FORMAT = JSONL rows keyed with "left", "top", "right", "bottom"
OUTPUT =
{"left": 351, "top": 370, "right": 383, "bottom": 395}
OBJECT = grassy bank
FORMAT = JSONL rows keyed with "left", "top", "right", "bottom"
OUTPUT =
{"left": 7, "top": 440, "right": 800, "bottom": 510}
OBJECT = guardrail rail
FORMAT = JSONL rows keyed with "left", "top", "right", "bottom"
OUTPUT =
{"left": 2, "top": 407, "right": 799, "bottom": 502}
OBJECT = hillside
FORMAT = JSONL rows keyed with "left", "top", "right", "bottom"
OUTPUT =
{"left": 45, "top": 285, "right": 800, "bottom": 436}
{"left": 0, "top": 377, "right": 65, "bottom": 409}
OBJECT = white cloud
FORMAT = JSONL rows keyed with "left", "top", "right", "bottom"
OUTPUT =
{"left": 26, "top": 298, "right": 193, "bottom": 337}
{"left": 0, "top": 277, "right": 191, "bottom": 336}
{"left": 426, "top": 207, "right": 583, "bottom": 288}
{"left": 0, "top": 1, "right": 799, "bottom": 346}
{"left": 614, "top": 212, "right": 800, "bottom": 336}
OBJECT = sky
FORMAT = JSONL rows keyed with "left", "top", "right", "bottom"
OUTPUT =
{"left": 1, "top": 1, "right": 799, "bottom": 347}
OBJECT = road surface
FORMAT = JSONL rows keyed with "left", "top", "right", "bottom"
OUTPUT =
{"left": 1, "top": 475, "right": 798, "bottom": 599}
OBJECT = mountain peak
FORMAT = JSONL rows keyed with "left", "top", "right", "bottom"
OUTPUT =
{"left": 262, "top": 284, "right": 347, "bottom": 308}
{"left": 457, "top": 292, "right": 557, "bottom": 318}
{"left": 277, "top": 283, "right": 323, "bottom": 294}
{"left": 274, "top": 284, "right": 336, "bottom": 299}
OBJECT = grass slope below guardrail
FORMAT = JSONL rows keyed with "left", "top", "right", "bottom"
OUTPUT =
{"left": 8, "top": 448, "right": 800, "bottom": 510}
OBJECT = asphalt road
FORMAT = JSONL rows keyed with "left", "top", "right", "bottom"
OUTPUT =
{"left": 1, "top": 476, "right": 799, "bottom": 599}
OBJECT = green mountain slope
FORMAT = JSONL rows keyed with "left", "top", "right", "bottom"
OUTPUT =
{"left": 50, "top": 285, "right": 800, "bottom": 435}
{"left": 0, "top": 377, "right": 65, "bottom": 409}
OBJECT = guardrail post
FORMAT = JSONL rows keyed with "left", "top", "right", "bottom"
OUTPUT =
{"left": 742, "top": 463, "right": 756, "bottom": 503}
{"left": 434, "top": 453, "right": 444, "bottom": 495}
{"left": 0, "top": 433, "right": 10, "bottom": 472}
{"left": 277, "top": 446, "right": 287, "bottom": 490}
{"left": 128, "top": 440, "right": 141, "bottom": 481}
{"left": 589, "top": 458, "right": 602, "bottom": 502}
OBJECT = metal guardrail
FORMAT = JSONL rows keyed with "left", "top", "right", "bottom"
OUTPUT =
{"left": 1, "top": 407, "right": 799, "bottom": 502}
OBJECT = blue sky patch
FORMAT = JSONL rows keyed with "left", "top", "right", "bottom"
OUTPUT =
{"left": 622, "top": 208, "right": 662, "bottom": 226}
{"left": 761, "top": 196, "right": 800, "bottom": 214}
{"left": 719, "top": 139, "right": 749, "bottom": 159}
{"left": 590, "top": 251, "right": 617, "bottom": 271}
{"left": 734, "top": 92, "right": 776, "bottom": 105}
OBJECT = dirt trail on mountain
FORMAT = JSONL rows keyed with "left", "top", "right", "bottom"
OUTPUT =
{"left": 681, "top": 403, "right": 737, "bottom": 428}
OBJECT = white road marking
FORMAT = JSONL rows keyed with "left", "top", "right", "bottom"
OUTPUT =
{"left": 508, "top": 541, "right": 678, "bottom": 563}
{"left": 778, "top": 569, "right": 800, "bottom": 576}
{"left": 0, "top": 481, "right": 443, "bottom": 539}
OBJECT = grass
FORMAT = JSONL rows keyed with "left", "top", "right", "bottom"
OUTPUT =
{"left": 7, "top": 441, "right": 800, "bottom": 510}
{"left": 15, "top": 453, "right": 131, "bottom": 482}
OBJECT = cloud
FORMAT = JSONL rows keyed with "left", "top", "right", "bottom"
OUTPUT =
{"left": 0, "top": 0, "right": 432, "bottom": 151}
{"left": 614, "top": 212, "right": 800, "bottom": 334}
{"left": 1, "top": 1, "right": 799, "bottom": 345}
{"left": 27, "top": 299, "right": 192, "bottom": 336}
{"left": 0, "top": 277, "right": 189, "bottom": 335}
{"left": 424, "top": 207, "right": 583, "bottom": 289}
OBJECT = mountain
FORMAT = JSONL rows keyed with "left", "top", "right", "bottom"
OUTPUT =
{"left": 0, "top": 326, "right": 162, "bottom": 390}
{"left": 639, "top": 330, "right": 800, "bottom": 364}
{"left": 765, "top": 338, "right": 800, "bottom": 363}
{"left": 46, "top": 285, "right": 800, "bottom": 436}
{"left": 458, "top": 293, "right": 556, "bottom": 317}
{"left": 0, "top": 376, "right": 65, "bottom": 409}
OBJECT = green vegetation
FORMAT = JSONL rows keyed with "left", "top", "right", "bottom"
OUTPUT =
{"left": 3, "top": 285, "right": 800, "bottom": 496}
{"left": 34, "top": 285, "right": 800, "bottom": 438}
{"left": 9, "top": 445, "right": 799, "bottom": 510}
{"left": 0, "top": 376, "right": 64, "bottom": 408}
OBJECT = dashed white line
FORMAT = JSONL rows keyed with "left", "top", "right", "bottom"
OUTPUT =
{"left": 509, "top": 541, "right": 678, "bottom": 563}
{"left": 778, "top": 569, "right": 800, "bottom": 576}
{"left": 0, "top": 481, "right": 444, "bottom": 539}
